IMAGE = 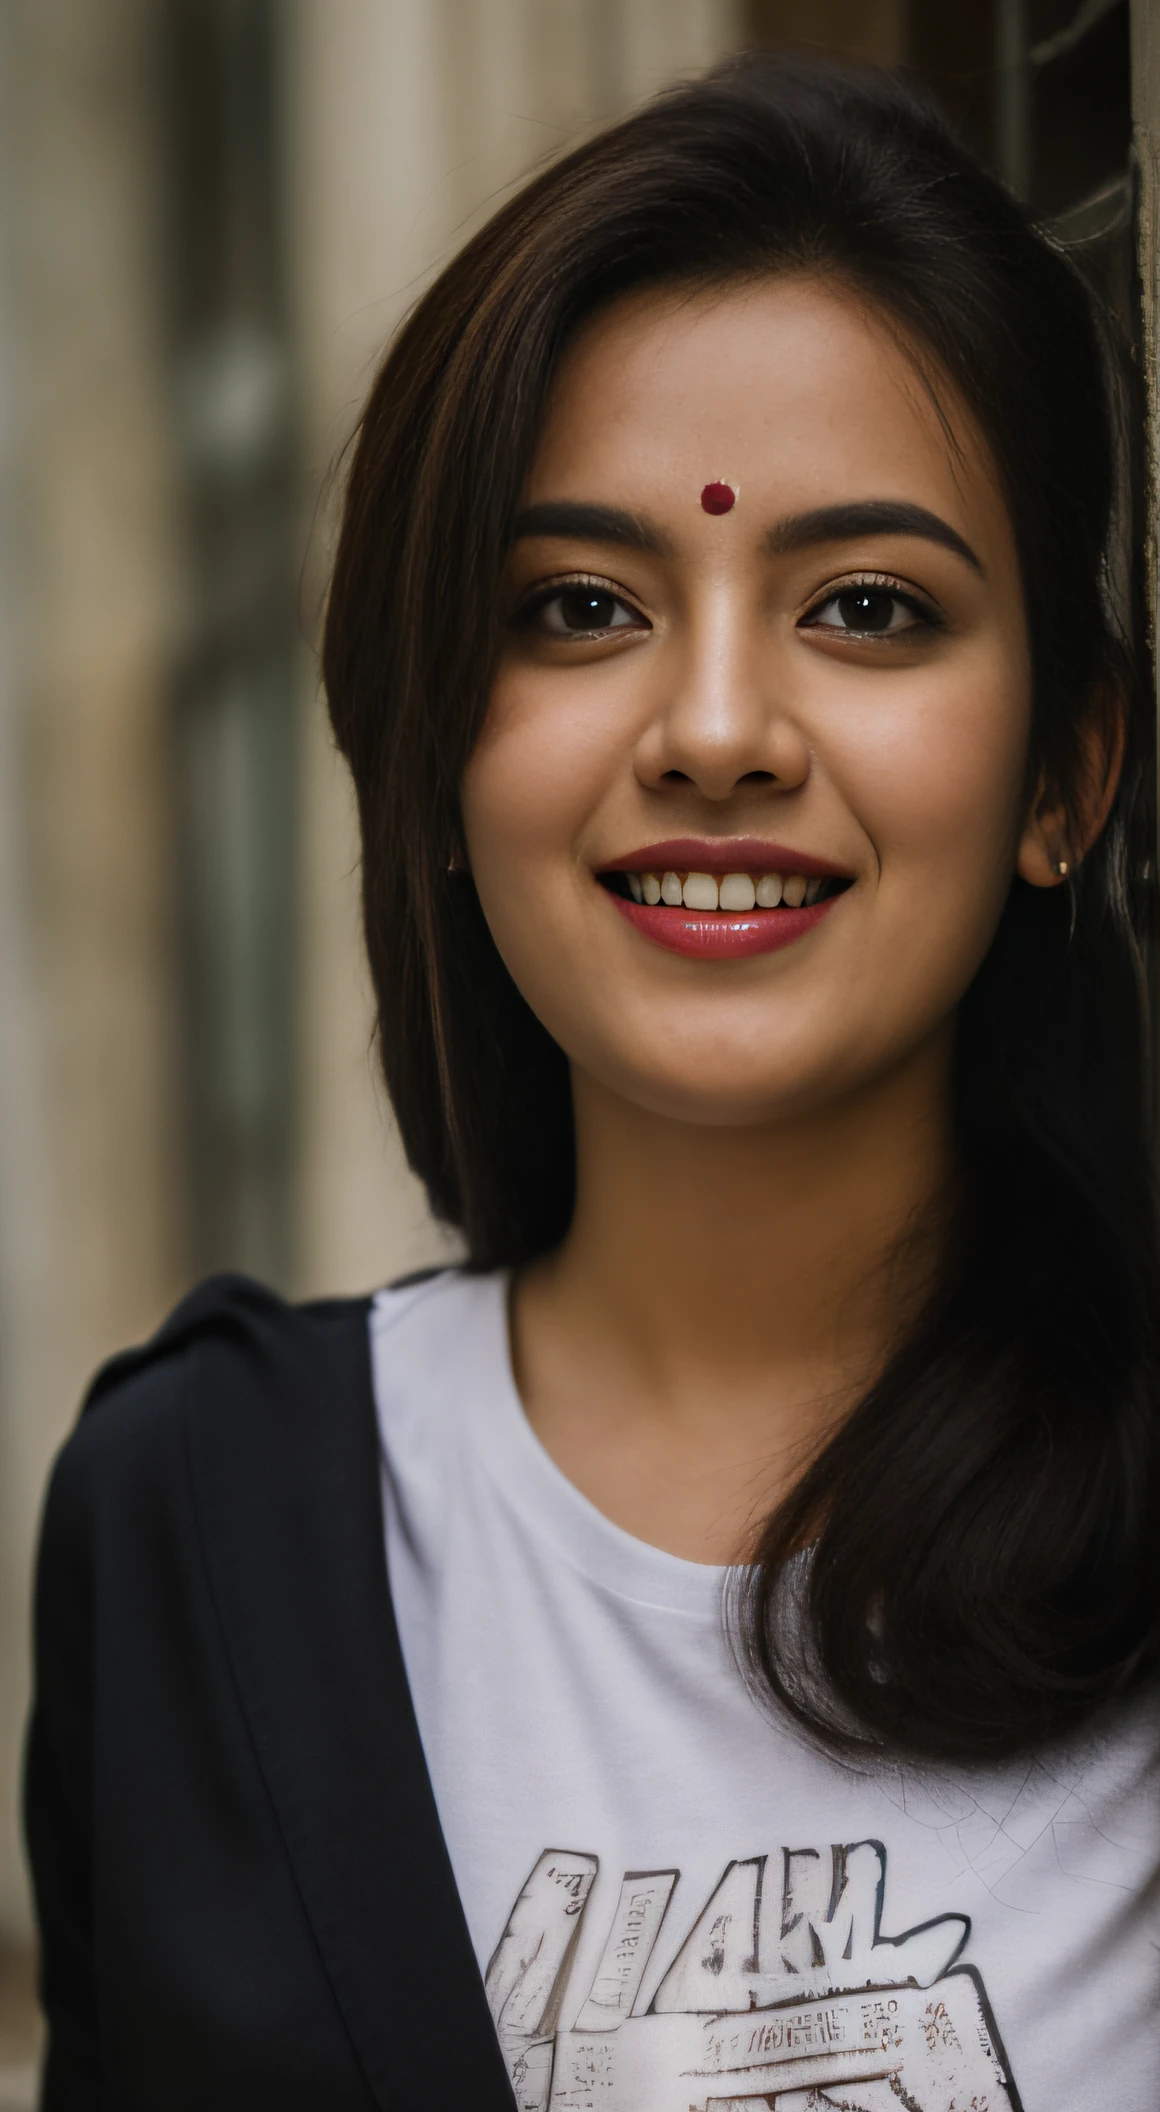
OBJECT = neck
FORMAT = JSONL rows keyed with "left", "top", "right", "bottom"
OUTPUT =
{"left": 512, "top": 1031, "right": 957, "bottom": 1561}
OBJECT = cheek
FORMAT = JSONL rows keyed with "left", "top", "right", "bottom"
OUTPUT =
{"left": 834, "top": 656, "right": 1031, "bottom": 882}
{"left": 814, "top": 651, "right": 1033, "bottom": 1066}
{"left": 461, "top": 669, "right": 622, "bottom": 878}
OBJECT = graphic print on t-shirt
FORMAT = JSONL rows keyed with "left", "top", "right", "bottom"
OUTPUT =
{"left": 485, "top": 1837, "right": 1022, "bottom": 2112}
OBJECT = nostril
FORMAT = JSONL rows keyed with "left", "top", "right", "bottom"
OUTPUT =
{"left": 739, "top": 769, "right": 776, "bottom": 784}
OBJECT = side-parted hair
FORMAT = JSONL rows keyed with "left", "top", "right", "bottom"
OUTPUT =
{"left": 323, "top": 53, "right": 1160, "bottom": 1762}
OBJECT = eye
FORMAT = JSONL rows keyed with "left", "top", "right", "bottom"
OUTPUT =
{"left": 521, "top": 581, "right": 647, "bottom": 638}
{"left": 801, "top": 583, "right": 936, "bottom": 638}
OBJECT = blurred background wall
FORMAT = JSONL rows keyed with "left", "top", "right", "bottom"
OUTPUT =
{"left": 0, "top": 0, "right": 1146, "bottom": 2093}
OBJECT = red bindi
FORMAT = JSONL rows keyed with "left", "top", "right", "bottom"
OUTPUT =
{"left": 700, "top": 481, "right": 735, "bottom": 515}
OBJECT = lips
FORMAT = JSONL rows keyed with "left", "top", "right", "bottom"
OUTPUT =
{"left": 597, "top": 840, "right": 852, "bottom": 961}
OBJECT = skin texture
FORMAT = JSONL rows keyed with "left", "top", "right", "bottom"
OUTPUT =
{"left": 461, "top": 276, "right": 1107, "bottom": 1562}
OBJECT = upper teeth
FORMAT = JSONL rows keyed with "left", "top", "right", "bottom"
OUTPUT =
{"left": 630, "top": 869, "right": 821, "bottom": 910}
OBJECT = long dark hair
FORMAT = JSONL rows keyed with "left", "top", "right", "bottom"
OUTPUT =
{"left": 323, "top": 52, "right": 1160, "bottom": 1762}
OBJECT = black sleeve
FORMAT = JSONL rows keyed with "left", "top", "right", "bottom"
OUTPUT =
{"left": 19, "top": 1274, "right": 497, "bottom": 2112}
{"left": 24, "top": 1437, "right": 104, "bottom": 2109}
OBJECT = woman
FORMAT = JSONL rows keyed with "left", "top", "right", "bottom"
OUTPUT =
{"left": 26, "top": 52, "right": 1159, "bottom": 2112}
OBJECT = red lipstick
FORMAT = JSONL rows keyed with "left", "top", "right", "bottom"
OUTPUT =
{"left": 609, "top": 894, "right": 838, "bottom": 960}
{"left": 601, "top": 838, "right": 849, "bottom": 879}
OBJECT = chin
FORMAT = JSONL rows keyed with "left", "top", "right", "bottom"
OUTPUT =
{"left": 608, "top": 1062, "right": 825, "bottom": 1131}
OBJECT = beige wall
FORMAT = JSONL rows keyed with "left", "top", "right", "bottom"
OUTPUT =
{"left": 291, "top": 0, "right": 745, "bottom": 1299}
{"left": 0, "top": 0, "right": 185, "bottom": 1939}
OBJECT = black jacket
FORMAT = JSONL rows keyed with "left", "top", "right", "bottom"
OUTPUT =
{"left": 24, "top": 1273, "right": 517, "bottom": 2110}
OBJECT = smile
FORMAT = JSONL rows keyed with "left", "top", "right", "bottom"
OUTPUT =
{"left": 598, "top": 846, "right": 852, "bottom": 961}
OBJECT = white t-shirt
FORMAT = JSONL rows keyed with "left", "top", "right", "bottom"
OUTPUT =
{"left": 371, "top": 1268, "right": 1160, "bottom": 2112}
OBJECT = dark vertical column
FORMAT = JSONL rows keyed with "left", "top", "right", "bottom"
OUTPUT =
{"left": 1132, "top": 0, "right": 1160, "bottom": 1006}
{"left": 161, "top": 0, "right": 298, "bottom": 1285}
{"left": 996, "top": 0, "right": 1031, "bottom": 195}
{"left": 743, "top": 2, "right": 905, "bottom": 68}
{"left": 1024, "top": 5, "right": 1135, "bottom": 339}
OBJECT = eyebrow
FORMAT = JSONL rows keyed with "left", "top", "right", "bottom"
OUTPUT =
{"left": 766, "top": 500, "right": 983, "bottom": 574}
{"left": 510, "top": 501, "right": 672, "bottom": 555}
{"left": 510, "top": 495, "right": 982, "bottom": 576}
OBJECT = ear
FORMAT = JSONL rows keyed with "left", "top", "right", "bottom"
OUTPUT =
{"left": 1016, "top": 684, "right": 1126, "bottom": 888}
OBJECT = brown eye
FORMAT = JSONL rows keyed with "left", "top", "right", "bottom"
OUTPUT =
{"left": 560, "top": 588, "right": 618, "bottom": 630}
{"left": 524, "top": 583, "right": 646, "bottom": 637}
{"left": 802, "top": 584, "right": 933, "bottom": 637}
{"left": 836, "top": 588, "right": 895, "bottom": 632}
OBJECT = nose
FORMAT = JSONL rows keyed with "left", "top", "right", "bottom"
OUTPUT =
{"left": 633, "top": 603, "right": 811, "bottom": 804}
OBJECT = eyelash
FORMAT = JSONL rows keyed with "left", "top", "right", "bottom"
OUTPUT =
{"left": 514, "top": 570, "right": 944, "bottom": 639}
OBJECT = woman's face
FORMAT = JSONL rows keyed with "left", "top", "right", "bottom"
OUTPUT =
{"left": 461, "top": 276, "right": 1035, "bottom": 1128}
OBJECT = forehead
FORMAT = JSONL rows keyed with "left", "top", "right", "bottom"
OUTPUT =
{"left": 527, "top": 276, "right": 1004, "bottom": 539}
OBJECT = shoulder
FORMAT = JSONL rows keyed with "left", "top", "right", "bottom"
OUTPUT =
{"left": 370, "top": 1262, "right": 500, "bottom": 1347}
{"left": 48, "top": 1273, "right": 374, "bottom": 1523}
{"left": 369, "top": 1264, "right": 507, "bottom": 1443}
